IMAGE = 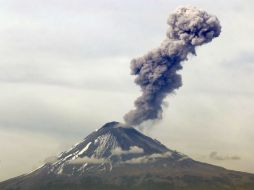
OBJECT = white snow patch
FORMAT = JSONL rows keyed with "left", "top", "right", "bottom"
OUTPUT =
{"left": 94, "top": 138, "right": 99, "bottom": 144}
{"left": 62, "top": 154, "right": 73, "bottom": 161}
{"left": 78, "top": 142, "right": 92, "bottom": 156}
{"left": 77, "top": 163, "right": 88, "bottom": 172}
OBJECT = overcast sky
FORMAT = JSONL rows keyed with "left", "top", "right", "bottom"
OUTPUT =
{"left": 0, "top": 0, "right": 254, "bottom": 181}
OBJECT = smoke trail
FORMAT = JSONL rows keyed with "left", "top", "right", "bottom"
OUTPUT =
{"left": 124, "top": 6, "right": 221, "bottom": 126}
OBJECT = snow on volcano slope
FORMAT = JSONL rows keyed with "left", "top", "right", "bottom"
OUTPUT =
{"left": 47, "top": 121, "right": 185, "bottom": 176}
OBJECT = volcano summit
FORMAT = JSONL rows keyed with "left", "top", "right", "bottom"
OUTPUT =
{"left": 0, "top": 122, "right": 254, "bottom": 190}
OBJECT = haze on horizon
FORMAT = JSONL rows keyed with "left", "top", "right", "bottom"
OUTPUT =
{"left": 0, "top": 0, "right": 254, "bottom": 182}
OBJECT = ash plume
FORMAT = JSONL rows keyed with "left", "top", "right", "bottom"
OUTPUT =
{"left": 124, "top": 6, "right": 221, "bottom": 126}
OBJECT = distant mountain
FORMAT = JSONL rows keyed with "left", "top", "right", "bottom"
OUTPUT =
{"left": 0, "top": 121, "right": 254, "bottom": 190}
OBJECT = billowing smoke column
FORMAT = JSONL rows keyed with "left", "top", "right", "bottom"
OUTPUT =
{"left": 124, "top": 6, "right": 221, "bottom": 126}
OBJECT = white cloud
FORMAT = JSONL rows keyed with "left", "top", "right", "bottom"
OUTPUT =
{"left": 124, "top": 152, "right": 172, "bottom": 164}
{"left": 111, "top": 146, "right": 144, "bottom": 155}
{"left": 209, "top": 152, "right": 241, "bottom": 161}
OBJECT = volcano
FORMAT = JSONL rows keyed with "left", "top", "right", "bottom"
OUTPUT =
{"left": 0, "top": 122, "right": 254, "bottom": 190}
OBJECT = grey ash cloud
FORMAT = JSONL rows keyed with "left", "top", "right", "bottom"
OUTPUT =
{"left": 210, "top": 152, "right": 241, "bottom": 161}
{"left": 124, "top": 6, "right": 221, "bottom": 126}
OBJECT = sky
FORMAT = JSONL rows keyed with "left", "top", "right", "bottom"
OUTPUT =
{"left": 0, "top": 0, "right": 254, "bottom": 181}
